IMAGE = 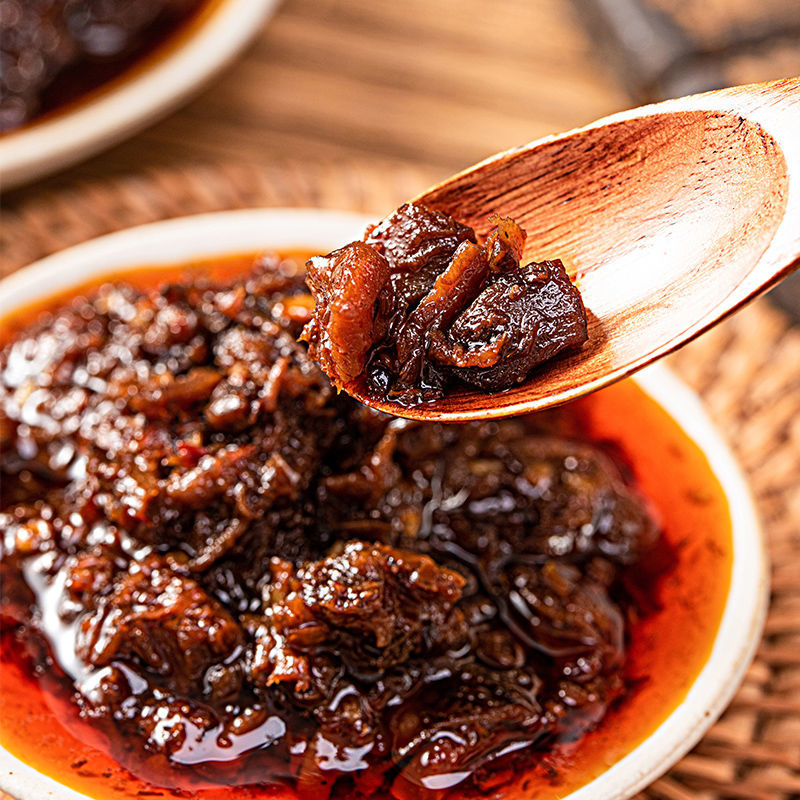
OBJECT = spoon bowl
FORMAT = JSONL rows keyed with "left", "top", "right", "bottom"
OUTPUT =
{"left": 348, "top": 78, "right": 800, "bottom": 421}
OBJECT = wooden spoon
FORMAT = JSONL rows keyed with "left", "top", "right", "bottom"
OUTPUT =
{"left": 347, "top": 78, "right": 800, "bottom": 422}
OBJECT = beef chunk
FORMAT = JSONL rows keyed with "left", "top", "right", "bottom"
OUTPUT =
{"left": 246, "top": 540, "right": 468, "bottom": 796}
{"left": 302, "top": 242, "right": 394, "bottom": 388}
{"left": 252, "top": 541, "right": 466, "bottom": 691}
{"left": 384, "top": 421, "right": 658, "bottom": 572}
{"left": 302, "top": 204, "right": 588, "bottom": 404}
{"left": 390, "top": 664, "right": 543, "bottom": 791}
{"left": 501, "top": 561, "right": 624, "bottom": 672}
{"left": 365, "top": 203, "right": 477, "bottom": 279}
{"left": 510, "top": 436, "right": 659, "bottom": 564}
{"left": 76, "top": 556, "right": 243, "bottom": 694}
{"left": 432, "top": 258, "right": 589, "bottom": 390}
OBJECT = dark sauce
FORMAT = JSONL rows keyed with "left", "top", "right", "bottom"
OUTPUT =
{"left": 0, "top": 0, "right": 210, "bottom": 132}
{"left": 0, "top": 253, "right": 732, "bottom": 800}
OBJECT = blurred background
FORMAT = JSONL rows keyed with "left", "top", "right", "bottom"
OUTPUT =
{"left": 4, "top": 0, "right": 800, "bottom": 313}
{"left": 7, "top": 0, "right": 800, "bottom": 181}
{"left": 1, "top": 3, "right": 799, "bottom": 800}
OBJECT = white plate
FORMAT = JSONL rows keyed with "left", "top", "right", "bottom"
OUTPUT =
{"left": 0, "top": 0, "right": 280, "bottom": 189}
{"left": 0, "top": 209, "right": 769, "bottom": 800}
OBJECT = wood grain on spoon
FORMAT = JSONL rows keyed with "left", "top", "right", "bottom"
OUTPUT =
{"left": 347, "top": 78, "right": 800, "bottom": 421}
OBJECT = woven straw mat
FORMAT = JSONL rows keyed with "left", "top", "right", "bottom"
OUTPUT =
{"left": 2, "top": 161, "right": 799, "bottom": 800}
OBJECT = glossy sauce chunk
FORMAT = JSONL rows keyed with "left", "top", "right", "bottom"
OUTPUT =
{"left": 301, "top": 205, "right": 588, "bottom": 405}
{"left": 0, "top": 253, "right": 731, "bottom": 800}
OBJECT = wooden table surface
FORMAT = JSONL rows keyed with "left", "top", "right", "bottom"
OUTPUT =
{"left": 6, "top": 0, "right": 634, "bottom": 195}
{"left": 11, "top": 0, "right": 798, "bottom": 205}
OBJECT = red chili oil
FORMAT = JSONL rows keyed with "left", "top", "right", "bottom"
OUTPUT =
{"left": 0, "top": 254, "right": 732, "bottom": 800}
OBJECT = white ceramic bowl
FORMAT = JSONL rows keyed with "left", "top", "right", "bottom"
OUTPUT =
{"left": 0, "top": 209, "right": 769, "bottom": 800}
{"left": 0, "top": 0, "right": 279, "bottom": 189}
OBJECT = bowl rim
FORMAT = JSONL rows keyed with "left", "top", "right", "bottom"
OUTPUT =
{"left": 0, "top": 0, "right": 280, "bottom": 190}
{"left": 0, "top": 208, "right": 769, "bottom": 800}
